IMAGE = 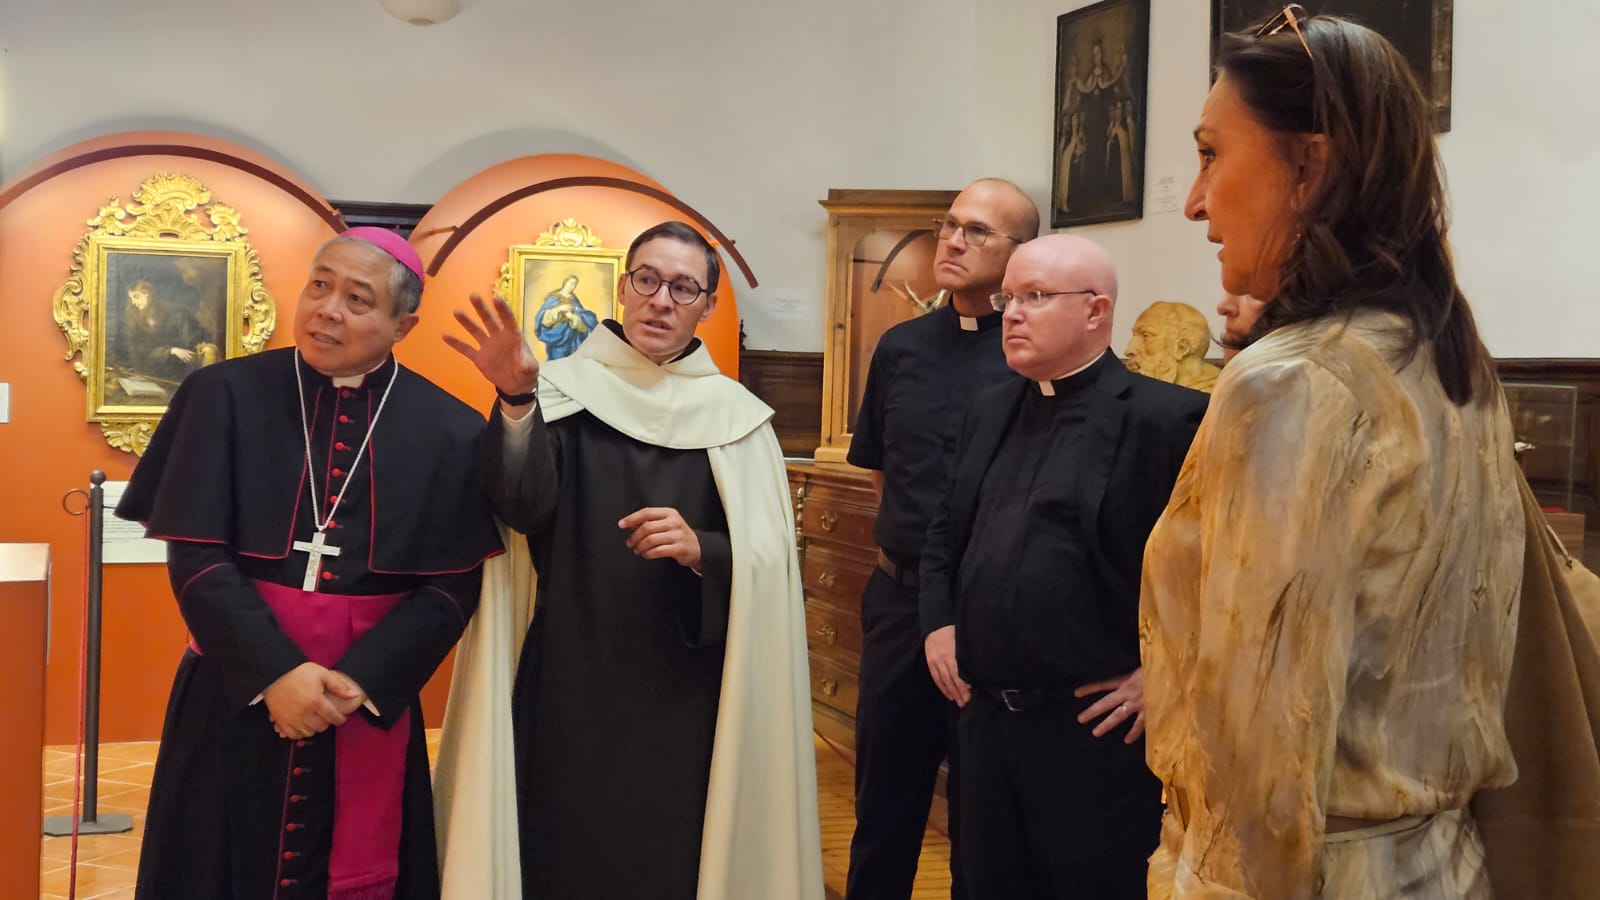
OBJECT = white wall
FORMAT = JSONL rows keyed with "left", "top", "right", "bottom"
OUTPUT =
{"left": 975, "top": 0, "right": 1218, "bottom": 357}
{"left": 4, "top": 1, "right": 1598, "bottom": 357}
{"left": 0, "top": 0, "right": 977, "bottom": 351}
{"left": 977, "top": 0, "right": 1600, "bottom": 359}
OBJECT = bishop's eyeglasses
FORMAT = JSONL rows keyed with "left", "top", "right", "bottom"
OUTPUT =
{"left": 627, "top": 265, "right": 709, "bottom": 305}
{"left": 989, "top": 289, "right": 1098, "bottom": 312}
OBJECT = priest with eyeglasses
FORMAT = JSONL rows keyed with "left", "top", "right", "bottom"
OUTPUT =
{"left": 436, "top": 221, "right": 821, "bottom": 900}
{"left": 117, "top": 228, "right": 503, "bottom": 900}
{"left": 918, "top": 234, "right": 1207, "bottom": 897}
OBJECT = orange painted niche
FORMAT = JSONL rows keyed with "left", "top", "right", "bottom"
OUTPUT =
{"left": 403, "top": 152, "right": 745, "bottom": 410}
{"left": 0, "top": 131, "right": 337, "bottom": 743}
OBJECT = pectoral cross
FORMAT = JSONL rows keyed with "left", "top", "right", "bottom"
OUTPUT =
{"left": 293, "top": 530, "right": 342, "bottom": 591}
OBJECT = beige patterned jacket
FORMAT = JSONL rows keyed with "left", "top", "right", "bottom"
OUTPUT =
{"left": 1140, "top": 311, "right": 1523, "bottom": 898}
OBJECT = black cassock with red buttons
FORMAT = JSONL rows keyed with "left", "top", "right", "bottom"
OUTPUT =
{"left": 118, "top": 347, "right": 502, "bottom": 899}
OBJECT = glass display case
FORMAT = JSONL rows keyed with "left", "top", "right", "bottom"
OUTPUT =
{"left": 815, "top": 188, "right": 958, "bottom": 463}
{"left": 1504, "top": 379, "right": 1587, "bottom": 560}
{"left": 1504, "top": 380, "right": 1580, "bottom": 511}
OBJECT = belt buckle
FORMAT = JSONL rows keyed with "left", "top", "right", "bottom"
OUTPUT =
{"left": 1000, "top": 688, "right": 1023, "bottom": 712}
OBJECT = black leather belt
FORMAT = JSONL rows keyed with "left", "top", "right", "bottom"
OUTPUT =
{"left": 876, "top": 550, "right": 920, "bottom": 588}
{"left": 981, "top": 684, "right": 1082, "bottom": 713}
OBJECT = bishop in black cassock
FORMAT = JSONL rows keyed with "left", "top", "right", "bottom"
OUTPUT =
{"left": 117, "top": 229, "right": 501, "bottom": 900}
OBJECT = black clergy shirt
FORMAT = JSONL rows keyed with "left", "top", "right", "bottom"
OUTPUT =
{"left": 848, "top": 303, "right": 1011, "bottom": 563}
{"left": 955, "top": 353, "right": 1130, "bottom": 689}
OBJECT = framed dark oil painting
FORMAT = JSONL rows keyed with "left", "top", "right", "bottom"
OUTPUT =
{"left": 100, "top": 249, "right": 232, "bottom": 407}
{"left": 52, "top": 173, "right": 276, "bottom": 455}
{"left": 1052, "top": 0, "right": 1152, "bottom": 229}
{"left": 1212, "top": 1, "right": 1453, "bottom": 131}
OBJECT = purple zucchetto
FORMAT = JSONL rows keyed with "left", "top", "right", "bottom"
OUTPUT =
{"left": 342, "top": 226, "right": 425, "bottom": 286}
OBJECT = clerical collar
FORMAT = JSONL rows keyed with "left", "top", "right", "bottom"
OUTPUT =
{"left": 333, "top": 357, "right": 393, "bottom": 388}
{"left": 1034, "top": 350, "right": 1110, "bottom": 397}
{"left": 601, "top": 318, "right": 702, "bottom": 363}
{"left": 943, "top": 302, "right": 1003, "bottom": 333}
{"left": 297, "top": 352, "right": 396, "bottom": 390}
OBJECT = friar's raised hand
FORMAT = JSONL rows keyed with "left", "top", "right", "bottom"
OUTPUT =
{"left": 442, "top": 293, "right": 540, "bottom": 399}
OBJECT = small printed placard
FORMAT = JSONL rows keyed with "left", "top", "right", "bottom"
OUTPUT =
{"left": 1150, "top": 173, "right": 1185, "bottom": 216}
{"left": 102, "top": 480, "right": 166, "bottom": 564}
{"left": 767, "top": 295, "right": 811, "bottom": 322}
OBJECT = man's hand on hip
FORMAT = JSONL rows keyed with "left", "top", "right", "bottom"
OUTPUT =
{"left": 1075, "top": 667, "right": 1146, "bottom": 743}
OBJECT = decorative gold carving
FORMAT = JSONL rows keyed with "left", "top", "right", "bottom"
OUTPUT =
{"left": 816, "top": 622, "right": 838, "bottom": 645}
{"left": 100, "top": 421, "right": 158, "bottom": 455}
{"left": 533, "top": 217, "right": 606, "bottom": 249}
{"left": 52, "top": 172, "right": 276, "bottom": 455}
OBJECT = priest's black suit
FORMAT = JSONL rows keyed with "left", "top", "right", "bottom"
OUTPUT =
{"left": 919, "top": 350, "right": 1206, "bottom": 899}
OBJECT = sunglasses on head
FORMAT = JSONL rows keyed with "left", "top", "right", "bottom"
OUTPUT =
{"left": 1256, "top": 3, "right": 1313, "bottom": 60}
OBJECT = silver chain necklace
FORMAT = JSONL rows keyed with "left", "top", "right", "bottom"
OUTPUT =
{"left": 291, "top": 350, "right": 399, "bottom": 590}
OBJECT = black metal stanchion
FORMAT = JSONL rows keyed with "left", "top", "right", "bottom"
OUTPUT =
{"left": 44, "top": 471, "right": 134, "bottom": 836}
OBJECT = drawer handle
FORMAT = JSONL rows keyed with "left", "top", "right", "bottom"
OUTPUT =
{"left": 821, "top": 678, "right": 840, "bottom": 698}
{"left": 819, "top": 569, "right": 838, "bottom": 589}
{"left": 818, "top": 510, "right": 838, "bottom": 532}
{"left": 815, "top": 623, "right": 838, "bottom": 645}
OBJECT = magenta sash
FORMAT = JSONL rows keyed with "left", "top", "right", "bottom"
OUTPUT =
{"left": 253, "top": 580, "right": 410, "bottom": 900}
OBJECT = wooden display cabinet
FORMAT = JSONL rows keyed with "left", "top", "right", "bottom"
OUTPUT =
{"left": 816, "top": 189, "right": 958, "bottom": 463}
{"left": 787, "top": 461, "right": 878, "bottom": 749}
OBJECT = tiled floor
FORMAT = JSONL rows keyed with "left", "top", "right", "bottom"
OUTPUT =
{"left": 38, "top": 732, "right": 951, "bottom": 899}
{"left": 39, "top": 741, "right": 154, "bottom": 900}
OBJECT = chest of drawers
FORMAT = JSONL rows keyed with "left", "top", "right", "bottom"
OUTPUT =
{"left": 787, "top": 461, "right": 878, "bottom": 749}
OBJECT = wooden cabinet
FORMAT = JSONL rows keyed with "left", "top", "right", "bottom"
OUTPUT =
{"left": 1, "top": 544, "right": 49, "bottom": 900}
{"left": 739, "top": 350, "right": 823, "bottom": 458}
{"left": 1497, "top": 360, "right": 1600, "bottom": 571}
{"left": 788, "top": 460, "right": 878, "bottom": 749}
{"left": 816, "top": 189, "right": 959, "bottom": 463}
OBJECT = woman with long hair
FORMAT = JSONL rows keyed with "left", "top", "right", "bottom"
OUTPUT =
{"left": 1140, "top": 8, "right": 1523, "bottom": 897}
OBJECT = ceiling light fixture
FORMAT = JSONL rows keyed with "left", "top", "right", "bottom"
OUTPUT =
{"left": 376, "top": 0, "right": 462, "bottom": 26}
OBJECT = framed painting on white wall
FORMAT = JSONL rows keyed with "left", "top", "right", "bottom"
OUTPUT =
{"left": 1212, "top": 1, "right": 1453, "bottom": 131}
{"left": 1051, "top": 0, "right": 1152, "bottom": 229}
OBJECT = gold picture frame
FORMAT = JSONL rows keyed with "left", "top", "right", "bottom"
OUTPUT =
{"left": 52, "top": 172, "right": 276, "bottom": 455}
{"left": 496, "top": 218, "right": 625, "bottom": 363}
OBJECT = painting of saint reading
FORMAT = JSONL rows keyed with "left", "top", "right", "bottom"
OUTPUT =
{"left": 104, "top": 252, "right": 229, "bottom": 405}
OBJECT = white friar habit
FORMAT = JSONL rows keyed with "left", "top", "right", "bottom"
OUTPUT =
{"left": 432, "top": 324, "right": 824, "bottom": 899}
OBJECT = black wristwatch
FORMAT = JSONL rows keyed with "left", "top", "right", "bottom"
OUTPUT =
{"left": 496, "top": 385, "right": 538, "bottom": 406}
